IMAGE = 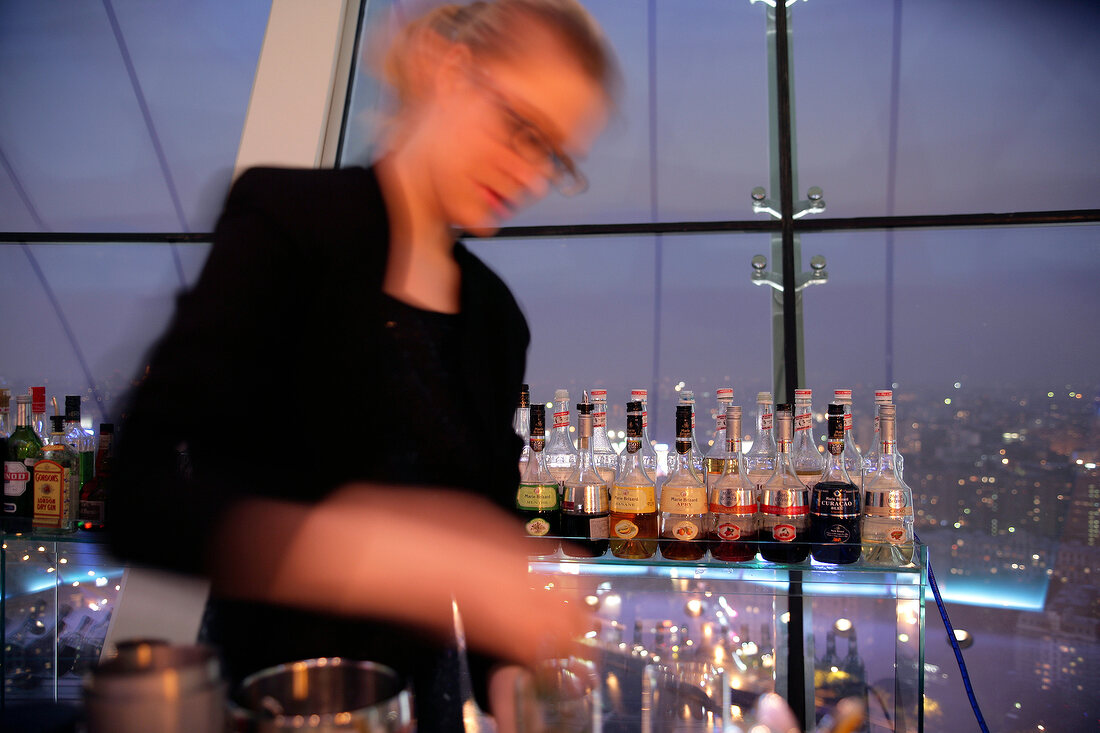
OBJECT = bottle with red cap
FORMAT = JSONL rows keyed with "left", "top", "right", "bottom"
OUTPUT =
{"left": 704, "top": 387, "right": 736, "bottom": 489}
{"left": 792, "top": 388, "right": 824, "bottom": 487}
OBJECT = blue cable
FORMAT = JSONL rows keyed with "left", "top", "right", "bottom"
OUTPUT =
{"left": 916, "top": 534, "right": 990, "bottom": 733}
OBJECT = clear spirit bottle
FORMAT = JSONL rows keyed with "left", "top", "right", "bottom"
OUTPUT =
{"left": 709, "top": 404, "right": 758, "bottom": 561}
{"left": 810, "top": 404, "right": 862, "bottom": 564}
{"left": 833, "top": 389, "right": 863, "bottom": 490}
{"left": 33, "top": 414, "right": 79, "bottom": 534}
{"left": 516, "top": 403, "right": 560, "bottom": 557}
{"left": 629, "top": 388, "right": 662, "bottom": 480}
{"left": 513, "top": 383, "right": 531, "bottom": 475}
{"left": 792, "top": 388, "right": 824, "bottom": 487}
{"left": 861, "top": 404, "right": 915, "bottom": 565}
{"left": 744, "top": 392, "right": 776, "bottom": 492}
{"left": 561, "top": 393, "right": 610, "bottom": 558}
{"left": 862, "top": 389, "right": 905, "bottom": 488}
{"left": 759, "top": 404, "right": 810, "bottom": 563}
{"left": 64, "top": 395, "right": 96, "bottom": 490}
{"left": 704, "top": 387, "right": 735, "bottom": 488}
{"left": 589, "top": 388, "right": 619, "bottom": 487}
{"left": 4, "top": 394, "right": 42, "bottom": 531}
{"left": 609, "top": 401, "right": 658, "bottom": 559}
{"left": 544, "top": 389, "right": 578, "bottom": 492}
{"left": 659, "top": 405, "right": 708, "bottom": 561}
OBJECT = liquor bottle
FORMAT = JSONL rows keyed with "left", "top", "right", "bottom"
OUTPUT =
{"left": 33, "top": 414, "right": 79, "bottom": 533}
{"left": 516, "top": 403, "right": 559, "bottom": 556}
{"left": 629, "top": 388, "right": 662, "bottom": 479}
{"left": 30, "top": 386, "right": 48, "bottom": 443}
{"left": 704, "top": 387, "right": 735, "bottom": 488}
{"left": 79, "top": 423, "right": 113, "bottom": 529}
{"left": 833, "top": 389, "right": 863, "bottom": 489}
{"left": 561, "top": 393, "right": 610, "bottom": 558}
{"left": 609, "top": 401, "right": 658, "bottom": 559}
{"left": 513, "top": 383, "right": 531, "bottom": 475}
{"left": 792, "top": 389, "right": 824, "bottom": 487}
{"left": 677, "top": 389, "right": 706, "bottom": 478}
{"left": 589, "top": 388, "right": 619, "bottom": 486}
{"left": 64, "top": 395, "right": 95, "bottom": 489}
{"left": 659, "top": 405, "right": 708, "bottom": 561}
{"left": 759, "top": 405, "right": 810, "bottom": 563}
{"left": 4, "top": 394, "right": 42, "bottom": 531}
{"left": 0, "top": 387, "right": 10, "bottom": 438}
{"left": 709, "top": 404, "right": 758, "bottom": 561}
{"left": 862, "top": 389, "right": 905, "bottom": 486}
{"left": 743, "top": 392, "right": 776, "bottom": 491}
{"left": 810, "top": 404, "right": 862, "bottom": 564}
{"left": 861, "top": 404, "right": 915, "bottom": 565}
{"left": 544, "top": 389, "right": 578, "bottom": 492}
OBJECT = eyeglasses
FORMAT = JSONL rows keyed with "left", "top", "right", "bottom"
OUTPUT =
{"left": 473, "top": 75, "right": 588, "bottom": 197}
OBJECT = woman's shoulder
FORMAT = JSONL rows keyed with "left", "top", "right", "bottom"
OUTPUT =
{"left": 228, "top": 165, "right": 380, "bottom": 211}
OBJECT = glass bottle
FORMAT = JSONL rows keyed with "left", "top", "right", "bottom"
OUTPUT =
{"left": 709, "top": 404, "right": 758, "bottom": 562}
{"left": 0, "top": 387, "right": 10, "bottom": 438}
{"left": 759, "top": 404, "right": 810, "bottom": 563}
{"left": 810, "top": 404, "right": 862, "bottom": 564}
{"left": 544, "top": 389, "right": 578, "bottom": 492}
{"left": 589, "top": 388, "right": 619, "bottom": 486}
{"left": 743, "top": 391, "right": 776, "bottom": 491}
{"left": 513, "top": 383, "right": 531, "bottom": 475}
{"left": 629, "top": 388, "right": 662, "bottom": 480}
{"left": 64, "top": 395, "right": 96, "bottom": 490}
{"left": 659, "top": 405, "right": 708, "bottom": 561}
{"left": 833, "top": 389, "right": 863, "bottom": 490}
{"left": 704, "top": 387, "right": 735, "bottom": 488}
{"left": 609, "top": 400, "right": 658, "bottom": 559}
{"left": 561, "top": 393, "right": 610, "bottom": 558}
{"left": 4, "top": 395, "right": 42, "bottom": 531}
{"left": 862, "top": 389, "right": 905, "bottom": 487}
{"left": 33, "top": 414, "right": 79, "bottom": 534}
{"left": 677, "top": 389, "right": 706, "bottom": 478}
{"left": 30, "top": 386, "right": 48, "bottom": 443}
{"left": 792, "top": 388, "right": 824, "bottom": 487}
{"left": 79, "top": 423, "right": 114, "bottom": 530}
{"left": 516, "top": 403, "right": 560, "bottom": 556}
{"left": 861, "top": 404, "right": 915, "bottom": 565}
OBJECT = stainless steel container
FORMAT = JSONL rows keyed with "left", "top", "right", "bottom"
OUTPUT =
{"left": 227, "top": 658, "right": 413, "bottom": 732}
{"left": 83, "top": 639, "right": 227, "bottom": 733}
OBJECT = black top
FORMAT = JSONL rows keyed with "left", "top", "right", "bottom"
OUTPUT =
{"left": 108, "top": 166, "right": 530, "bottom": 731}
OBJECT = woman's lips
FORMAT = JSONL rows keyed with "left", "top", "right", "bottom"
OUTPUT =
{"left": 482, "top": 185, "right": 514, "bottom": 219}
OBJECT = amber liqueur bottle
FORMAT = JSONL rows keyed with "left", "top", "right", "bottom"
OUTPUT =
{"left": 515, "top": 403, "right": 560, "bottom": 556}
{"left": 709, "top": 404, "right": 759, "bottom": 561}
{"left": 810, "top": 404, "right": 862, "bottom": 564}
{"left": 609, "top": 401, "right": 658, "bottom": 559}
{"left": 561, "top": 393, "right": 610, "bottom": 558}
{"left": 759, "top": 404, "right": 810, "bottom": 563}
{"left": 659, "top": 405, "right": 708, "bottom": 561}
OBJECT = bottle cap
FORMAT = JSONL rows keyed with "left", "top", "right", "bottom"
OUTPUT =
{"left": 874, "top": 389, "right": 893, "bottom": 403}
{"left": 627, "top": 400, "right": 642, "bottom": 413}
{"left": 65, "top": 395, "right": 82, "bottom": 420}
{"left": 776, "top": 403, "right": 792, "bottom": 414}
{"left": 675, "top": 405, "right": 693, "bottom": 439}
{"left": 554, "top": 389, "right": 569, "bottom": 402}
{"left": 834, "top": 389, "right": 852, "bottom": 403}
{"left": 0, "top": 388, "right": 9, "bottom": 411}
{"left": 630, "top": 388, "right": 647, "bottom": 401}
{"left": 577, "top": 401, "right": 594, "bottom": 415}
{"left": 827, "top": 403, "right": 845, "bottom": 416}
{"left": 756, "top": 392, "right": 773, "bottom": 403}
{"left": 518, "top": 384, "right": 530, "bottom": 408}
{"left": 16, "top": 394, "right": 30, "bottom": 405}
{"left": 31, "top": 386, "right": 46, "bottom": 412}
{"left": 680, "top": 390, "right": 695, "bottom": 404}
{"left": 590, "top": 388, "right": 608, "bottom": 402}
{"left": 794, "top": 388, "right": 812, "bottom": 399}
{"left": 50, "top": 414, "right": 67, "bottom": 433}
{"left": 716, "top": 387, "right": 734, "bottom": 400}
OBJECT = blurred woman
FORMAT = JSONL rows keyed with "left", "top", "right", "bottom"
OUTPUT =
{"left": 109, "top": 1, "right": 617, "bottom": 730}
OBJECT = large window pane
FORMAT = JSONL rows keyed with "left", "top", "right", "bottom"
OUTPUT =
{"left": 794, "top": 0, "right": 1100, "bottom": 217}
{"left": 0, "top": 1, "right": 270, "bottom": 233}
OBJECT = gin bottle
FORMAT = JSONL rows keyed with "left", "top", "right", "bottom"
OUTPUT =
{"left": 709, "top": 404, "right": 758, "bottom": 561}
{"left": 659, "top": 405, "right": 708, "bottom": 561}
{"left": 792, "top": 388, "right": 824, "bottom": 487}
{"left": 33, "top": 415, "right": 79, "bottom": 534}
{"left": 561, "top": 393, "right": 610, "bottom": 558}
{"left": 759, "top": 405, "right": 810, "bottom": 563}
{"left": 861, "top": 404, "right": 915, "bottom": 565}
{"left": 810, "top": 404, "right": 862, "bottom": 564}
{"left": 704, "top": 387, "right": 735, "bottom": 488}
{"left": 609, "top": 401, "right": 658, "bottom": 559}
{"left": 516, "top": 403, "right": 560, "bottom": 556}
{"left": 744, "top": 392, "right": 776, "bottom": 491}
{"left": 544, "top": 389, "right": 578, "bottom": 492}
{"left": 589, "top": 388, "right": 619, "bottom": 486}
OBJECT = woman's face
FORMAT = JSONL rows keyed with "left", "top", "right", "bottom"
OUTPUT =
{"left": 412, "top": 30, "right": 609, "bottom": 236}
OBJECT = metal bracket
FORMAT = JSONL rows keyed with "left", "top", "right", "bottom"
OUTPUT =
{"left": 750, "top": 186, "right": 826, "bottom": 220}
{"left": 750, "top": 252, "right": 828, "bottom": 292}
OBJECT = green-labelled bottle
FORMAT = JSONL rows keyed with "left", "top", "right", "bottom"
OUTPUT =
{"left": 4, "top": 395, "right": 42, "bottom": 531}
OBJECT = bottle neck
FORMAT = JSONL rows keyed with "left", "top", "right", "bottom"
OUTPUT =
{"left": 15, "top": 401, "right": 31, "bottom": 428}
{"left": 551, "top": 399, "right": 571, "bottom": 434}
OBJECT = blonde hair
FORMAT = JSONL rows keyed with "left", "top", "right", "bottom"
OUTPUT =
{"left": 377, "top": 0, "right": 620, "bottom": 110}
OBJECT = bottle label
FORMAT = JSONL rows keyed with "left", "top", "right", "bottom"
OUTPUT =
{"left": 589, "top": 515, "right": 610, "bottom": 539}
{"left": 760, "top": 413, "right": 773, "bottom": 430}
{"left": 822, "top": 523, "right": 852, "bottom": 543}
{"left": 642, "top": 410, "right": 648, "bottom": 429}
{"left": 660, "top": 487, "right": 706, "bottom": 514}
{"left": 33, "top": 459, "right": 65, "bottom": 528}
{"left": 772, "top": 523, "right": 797, "bottom": 542}
{"left": 762, "top": 503, "right": 809, "bottom": 517}
{"left": 669, "top": 520, "right": 700, "bottom": 540}
{"left": 525, "top": 517, "right": 551, "bottom": 537}
{"left": 517, "top": 484, "right": 558, "bottom": 510}
{"left": 716, "top": 414, "right": 727, "bottom": 431}
{"left": 710, "top": 499, "right": 757, "bottom": 514}
{"left": 610, "top": 485, "right": 656, "bottom": 513}
{"left": 715, "top": 520, "right": 752, "bottom": 541}
{"left": 553, "top": 411, "right": 570, "bottom": 429}
{"left": 888, "top": 527, "right": 910, "bottom": 544}
{"left": 794, "top": 413, "right": 812, "bottom": 431}
{"left": 844, "top": 413, "right": 853, "bottom": 431}
{"left": 812, "top": 489, "right": 859, "bottom": 517}
{"left": 4, "top": 461, "right": 31, "bottom": 497}
{"left": 594, "top": 410, "right": 607, "bottom": 429}
{"left": 613, "top": 519, "right": 639, "bottom": 539}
